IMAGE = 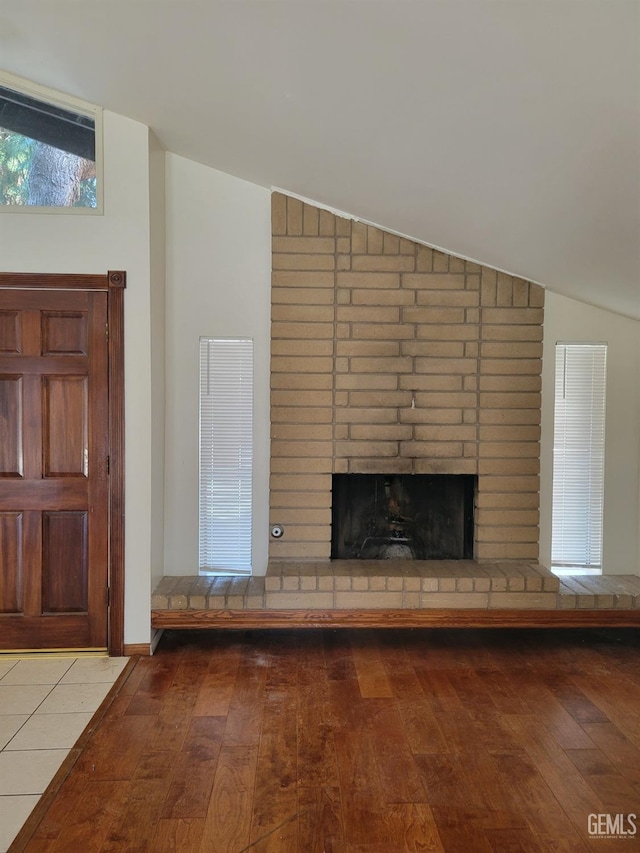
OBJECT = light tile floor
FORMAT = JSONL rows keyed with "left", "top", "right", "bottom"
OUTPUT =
{"left": 0, "top": 656, "right": 128, "bottom": 852}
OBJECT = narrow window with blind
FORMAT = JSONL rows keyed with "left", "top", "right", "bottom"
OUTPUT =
{"left": 551, "top": 343, "right": 607, "bottom": 575}
{"left": 199, "top": 338, "right": 253, "bottom": 574}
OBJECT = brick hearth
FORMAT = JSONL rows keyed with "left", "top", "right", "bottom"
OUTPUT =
{"left": 151, "top": 567, "right": 640, "bottom": 630}
{"left": 153, "top": 561, "right": 557, "bottom": 611}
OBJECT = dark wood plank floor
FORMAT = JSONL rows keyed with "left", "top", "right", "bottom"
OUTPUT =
{"left": 12, "top": 628, "right": 640, "bottom": 853}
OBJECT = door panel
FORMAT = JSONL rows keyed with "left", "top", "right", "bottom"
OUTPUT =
{"left": 0, "top": 311, "right": 20, "bottom": 352}
{"left": 0, "top": 512, "right": 22, "bottom": 613}
{"left": 44, "top": 376, "right": 88, "bottom": 476}
{"left": 42, "top": 311, "right": 88, "bottom": 356}
{"left": 0, "top": 289, "right": 109, "bottom": 649}
{"left": 42, "top": 511, "right": 88, "bottom": 612}
{"left": 0, "top": 376, "right": 23, "bottom": 476}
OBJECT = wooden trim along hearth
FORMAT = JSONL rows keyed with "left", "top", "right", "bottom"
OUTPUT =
{"left": 151, "top": 608, "right": 640, "bottom": 630}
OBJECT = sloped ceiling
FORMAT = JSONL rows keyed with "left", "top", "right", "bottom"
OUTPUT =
{"left": 1, "top": 1, "right": 639, "bottom": 318}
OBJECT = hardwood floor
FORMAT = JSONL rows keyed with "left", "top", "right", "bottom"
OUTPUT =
{"left": 12, "top": 628, "right": 640, "bottom": 852}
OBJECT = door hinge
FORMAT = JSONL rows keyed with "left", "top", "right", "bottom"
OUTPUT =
{"left": 105, "top": 322, "right": 109, "bottom": 341}
{"left": 106, "top": 586, "right": 111, "bottom": 606}
{"left": 106, "top": 455, "right": 110, "bottom": 475}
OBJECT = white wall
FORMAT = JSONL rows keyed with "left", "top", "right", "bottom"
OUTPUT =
{"left": 540, "top": 291, "right": 640, "bottom": 575}
{"left": 0, "top": 110, "right": 155, "bottom": 644}
{"left": 149, "top": 133, "right": 166, "bottom": 600}
{"left": 164, "top": 154, "right": 271, "bottom": 576}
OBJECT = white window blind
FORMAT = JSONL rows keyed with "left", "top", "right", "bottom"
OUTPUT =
{"left": 199, "top": 338, "right": 253, "bottom": 574}
{"left": 552, "top": 343, "right": 607, "bottom": 572}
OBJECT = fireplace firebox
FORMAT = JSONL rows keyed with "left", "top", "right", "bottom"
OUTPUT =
{"left": 331, "top": 474, "right": 476, "bottom": 560}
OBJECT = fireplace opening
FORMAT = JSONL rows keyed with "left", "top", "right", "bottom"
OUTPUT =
{"left": 331, "top": 474, "right": 476, "bottom": 560}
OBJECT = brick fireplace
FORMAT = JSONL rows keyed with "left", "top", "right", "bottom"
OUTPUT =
{"left": 269, "top": 193, "right": 544, "bottom": 564}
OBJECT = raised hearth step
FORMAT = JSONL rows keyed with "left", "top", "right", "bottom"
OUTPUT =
{"left": 152, "top": 560, "right": 611, "bottom": 613}
{"left": 152, "top": 564, "right": 640, "bottom": 614}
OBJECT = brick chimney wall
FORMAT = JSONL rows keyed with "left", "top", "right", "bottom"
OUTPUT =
{"left": 269, "top": 192, "right": 544, "bottom": 562}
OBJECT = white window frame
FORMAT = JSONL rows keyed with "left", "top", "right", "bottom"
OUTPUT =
{"left": 0, "top": 71, "right": 103, "bottom": 214}
{"left": 199, "top": 337, "right": 253, "bottom": 575}
{"left": 551, "top": 342, "right": 607, "bottom": 575}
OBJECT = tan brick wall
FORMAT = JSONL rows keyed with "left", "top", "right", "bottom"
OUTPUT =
{"left": 270, "top": 193, "right": 544, "bottom": 562}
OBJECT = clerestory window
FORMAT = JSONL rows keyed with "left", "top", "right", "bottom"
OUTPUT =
{"left": 0, "top": 76, "right": 100, "bottom": 210}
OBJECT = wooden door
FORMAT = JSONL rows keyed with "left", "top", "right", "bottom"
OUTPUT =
{"left": 0, "top": 289, "right": 109, "bottom": 650}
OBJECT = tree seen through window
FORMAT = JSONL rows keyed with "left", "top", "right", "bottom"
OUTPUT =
{"left": 0, "top": 83, "right": 97, "bottom": 209}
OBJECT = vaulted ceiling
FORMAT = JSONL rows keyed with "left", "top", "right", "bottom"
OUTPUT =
{"left": 1, "top": 1, "right": 638, "bottom": 318}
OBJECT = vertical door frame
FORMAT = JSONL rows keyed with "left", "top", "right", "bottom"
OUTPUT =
{"left": 0, "top": 271, "right": 126, "bottom": 655}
